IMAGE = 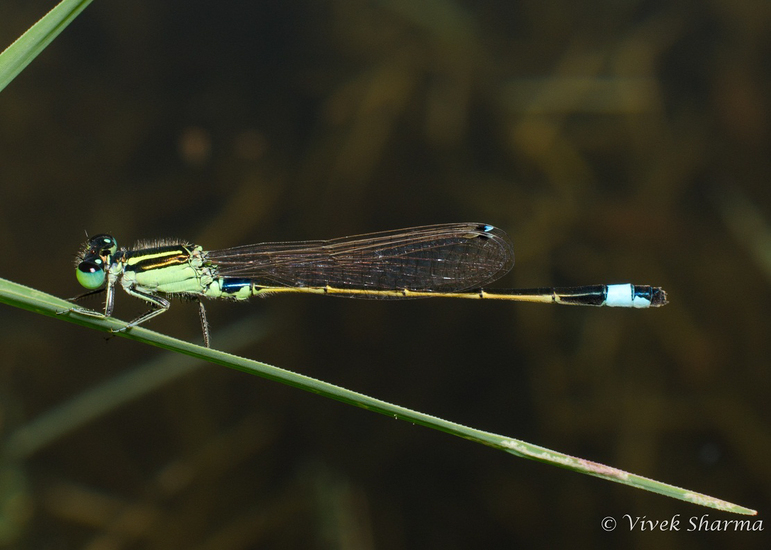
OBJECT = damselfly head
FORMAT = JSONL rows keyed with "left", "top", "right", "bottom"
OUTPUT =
{"left": 75, "top": 234, "right": 117, "bottom": 289}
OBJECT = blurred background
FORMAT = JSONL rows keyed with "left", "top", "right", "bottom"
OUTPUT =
{"left": 0, "top": 0, "right": 769, "bottom": 548}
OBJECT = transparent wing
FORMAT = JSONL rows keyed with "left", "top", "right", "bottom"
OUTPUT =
{"left": 206, "top": 222, "right": 515, "bottom": 295}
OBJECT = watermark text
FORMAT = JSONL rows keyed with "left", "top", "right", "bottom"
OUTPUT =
{"left": 599, "top": 514, "right": 763, "bottom": 532}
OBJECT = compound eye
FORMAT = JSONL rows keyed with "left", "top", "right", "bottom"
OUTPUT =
{"left": 88, "top": 234, "right": 117, "bottom": 256}
{"left": 76, "top": 259, "right": 106, "bottom": 289}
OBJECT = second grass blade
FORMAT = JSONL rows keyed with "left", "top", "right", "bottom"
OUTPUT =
{"left": 0, "top": 0, "right": 93, "bottom": 92}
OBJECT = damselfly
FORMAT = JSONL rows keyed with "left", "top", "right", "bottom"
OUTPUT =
{"left": 69, "top": 222, "right": 667, "bottom": 346}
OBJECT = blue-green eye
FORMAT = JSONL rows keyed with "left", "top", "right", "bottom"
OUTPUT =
{"left": 85, "top": 234, "right": 117, "bottom": 257}
{"left": 76, "top": 260, "right": 106, "bottom": 289}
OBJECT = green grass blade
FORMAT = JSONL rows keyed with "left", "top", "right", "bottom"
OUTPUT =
{"left": 0, "top": 0, "right": 94, "bottom": 93}
{"left": 0, "top": 276, "right": 757, "bottom": 515}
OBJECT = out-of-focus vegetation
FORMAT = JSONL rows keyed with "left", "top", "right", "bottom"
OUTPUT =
{"left": 0, "top": 1, "right": 769, "bottom": 548}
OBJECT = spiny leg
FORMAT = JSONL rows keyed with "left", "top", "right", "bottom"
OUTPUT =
{"left": 58, "top": 281, "right": 116, "bottom": 318}
{"left": 58, "top": 288, "right": 105, "bottom": 317}
{"left": 68, "top": 287, "right": 107, "bottom": 303}
{"left": 115, "top": 285, "right": 171, "bottom": 334}
{"left": 197, "top": 299, "right": 211, "bottom": 348}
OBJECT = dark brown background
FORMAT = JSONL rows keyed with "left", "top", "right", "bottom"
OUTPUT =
{"left": 0, "top": 1, "right": 768, "bottom": 548}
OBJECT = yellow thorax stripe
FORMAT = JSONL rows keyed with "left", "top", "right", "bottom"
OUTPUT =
{"left": 125, "top": 246, "right": 192, "bottom": 272}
